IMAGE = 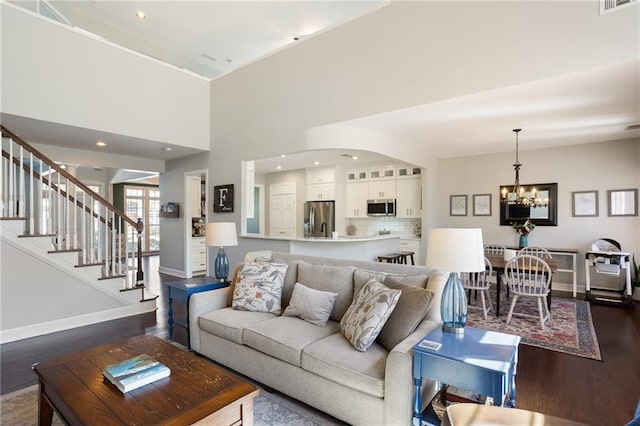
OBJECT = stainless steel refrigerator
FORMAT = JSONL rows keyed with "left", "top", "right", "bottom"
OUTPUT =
{"left": 303, "top": 201, "right": 335, "bottom": 238}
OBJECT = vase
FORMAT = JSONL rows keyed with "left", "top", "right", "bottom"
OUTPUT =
{"left": 440, "top": 272, "right": 467, "bottom": 334}
{"left": 519, "top": 235, "right": 528, "bottom": 249}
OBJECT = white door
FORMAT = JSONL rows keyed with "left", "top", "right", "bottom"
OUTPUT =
{"left": 270, "top": 193, "right": 296, "bottom": 237}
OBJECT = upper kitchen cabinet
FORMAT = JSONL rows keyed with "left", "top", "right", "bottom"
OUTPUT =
{"left": 368, "top": 165, "right": 395, "bottom": 180}
{"left": 346, "top": 169, "right": 368, "bottom": 182}
{"left": 306, "top": 167, "right": 335, "bottom": 184}
{"left": 396, "top": 178, "right": 421, "bottom": 218}
{"left": 345, "top": 181, "right": 368, "bottom": 217}
{"left": 397, "top": 166, "right": 422, "bottom": 179}
{"left": 368, "top": 180, "right": 396, "bottom": 199}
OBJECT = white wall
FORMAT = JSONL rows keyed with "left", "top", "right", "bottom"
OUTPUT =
{"left": 1, "top": 3, "right": 210, "bottom": 150}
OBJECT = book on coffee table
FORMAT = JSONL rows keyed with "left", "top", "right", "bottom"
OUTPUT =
{"left": 103, "top": 354, "right": 170, "bottom": 393}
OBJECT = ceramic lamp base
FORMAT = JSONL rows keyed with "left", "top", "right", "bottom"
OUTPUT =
{"left": 214, "top": 247, "right": 229, "bottom": 281}
{"left": 442, "top": 323, "right": 465, "bottom": 334}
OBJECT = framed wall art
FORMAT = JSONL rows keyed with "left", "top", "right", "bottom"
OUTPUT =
{"left": 450, "top": 195, "right": 467, "bottom": 216}
{"left": 213, "top": 184, "right": 234, "bottom": 213}
{"left": 607, "top": 188, "right": 638, "bottom": 217}
{"left": 473, "top": 194, "right": 491, "bottom": 216}
{"left": 572, "top": 191, "right": 598, "bottom": 217}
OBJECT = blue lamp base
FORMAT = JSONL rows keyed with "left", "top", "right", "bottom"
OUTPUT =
{"left": 214, "top": 247, "right": 229, "bottom": 281}
{"left": 441, "top": 272, "right": 467, "bottom": 334}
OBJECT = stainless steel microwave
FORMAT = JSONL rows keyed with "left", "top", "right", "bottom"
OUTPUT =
{"left": 367, "top": 199, "right": 396, "bottom": 216}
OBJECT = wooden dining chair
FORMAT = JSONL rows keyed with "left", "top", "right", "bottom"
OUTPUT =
{"left": 504, "top": 254, "right": 552, "bottom": 329}
{"left": 483, "top": 244, "right": 506, "bottom": 255}
{"left": 518, "top": 246, "right": 552, "bottom": 259}
{"left": 460, "top": 257, "right": 493, "bottom": 320}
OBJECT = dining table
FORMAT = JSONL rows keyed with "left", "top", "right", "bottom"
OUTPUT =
{"left": 484, "top": 253, "right": 560, "bottom": 317}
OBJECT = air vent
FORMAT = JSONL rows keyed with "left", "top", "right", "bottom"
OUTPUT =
{"left": 600, "top": 0, "right": 637, "bottom": 14}
{"left": 625, "top": 124, "right": 640, "bottom": 130}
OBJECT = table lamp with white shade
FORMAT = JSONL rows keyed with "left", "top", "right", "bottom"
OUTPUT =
{"left": 206, "top": 222, "right": 238, "bottom": 281}
{"left": 426, "top": 228, "right": 485, "bottom": 334}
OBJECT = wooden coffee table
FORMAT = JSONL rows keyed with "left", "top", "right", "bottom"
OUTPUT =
{"left": 32, "top": 334, "right": 259, "bottom": 425}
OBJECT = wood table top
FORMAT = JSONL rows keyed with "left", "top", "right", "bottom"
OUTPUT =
{"left": 33, "top": 334, "right": 257, "bottom": 425}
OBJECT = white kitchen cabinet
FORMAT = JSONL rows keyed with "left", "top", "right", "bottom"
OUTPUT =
{"left": 191, "top": 237, "right": 206, "bottom": 274}
{"left": 345, "top": 182, "right": 368, "bottom": 217}
{"left": 368, "top": 180, "right": 397, "bottom": 199}
{"left": 368, "top": 165, "right": 395, "bottom": 181}
{"left": 397, "top": 166, "right": 422, "bottom": 179}
{"left": 306, "top": 167, "right": 335, "bottom": 184}
{"left": 400, "top": 238, "right": 420, "bottom": 265}
{"left": 269, "top": 192, "right": 296, "bottom": 237}
{"left": 396, "top": 178, "right": 421, "bottom": 218}
{"left": 306, "top": 182, "right": 335, "bottom": 201}
{"left": 346, "top": 169, "right": 368, "bottom": 182}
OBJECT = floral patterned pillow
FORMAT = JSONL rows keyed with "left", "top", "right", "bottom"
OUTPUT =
{"left": 339, "top": 278, "right": 402, "bottom": 352}
{"left": 232, "top": 262, "right": 289, "bottom": 314}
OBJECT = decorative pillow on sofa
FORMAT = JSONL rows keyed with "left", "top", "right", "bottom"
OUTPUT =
{"left": 283, "top": 282, "right": 338, "bottom": 327}
{"left": 232, "top": 262, "right": 289, "bottom": 314}
{"left": 376, "top": 277, "right": 435, "bottom": 351}
{"left": 340, "top": 278, "right": 401, "bottom": 352}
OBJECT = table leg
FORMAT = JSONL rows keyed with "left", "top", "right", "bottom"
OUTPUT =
{"left": 496, "top": 272, "right": 502, "bottom": 316}
{"left": 413, "top": 377, "right": 422, "bottom": 426}
{"left": 38, "top": 384, "right": 54, "bottom": 426}
{"left": 168, "top": 290, "right": 174, "bottom": 342}
{"left": 547, "top": 277, "right": 553, "bottom": 313}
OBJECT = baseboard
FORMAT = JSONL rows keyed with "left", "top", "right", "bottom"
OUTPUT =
{"left": 158, "top": 266, "right": 187, "bottom": 278}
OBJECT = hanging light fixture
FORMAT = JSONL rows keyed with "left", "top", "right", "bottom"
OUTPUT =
{"left": 500, "top": 129, "right": 548, "bottom": 208}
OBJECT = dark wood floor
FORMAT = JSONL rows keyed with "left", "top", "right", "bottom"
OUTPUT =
{"left": 2, "top": 256, "right": 639, "bottom": 425}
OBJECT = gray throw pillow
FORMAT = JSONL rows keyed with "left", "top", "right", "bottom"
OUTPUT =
{"left": 283, "top": 282, "right": 338, "bottom": 327}
{"left": 376, "top": 277, "right": 435, "bottom": 351}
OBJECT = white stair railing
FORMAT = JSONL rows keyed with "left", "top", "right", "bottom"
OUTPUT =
{"left": 1, "top": 125, "right": 148, "bottom": 294}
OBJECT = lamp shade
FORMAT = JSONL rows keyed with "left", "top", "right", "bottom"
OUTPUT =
{"left": 206, "top": 222, "right": 238, "bottom": 247}
{"left": 425, "top": 228, "right": 484, "bottom": 272}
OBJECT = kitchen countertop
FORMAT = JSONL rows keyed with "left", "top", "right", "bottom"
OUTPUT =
{"left": 242, "top": 234, "right": 400, "bottom": 242}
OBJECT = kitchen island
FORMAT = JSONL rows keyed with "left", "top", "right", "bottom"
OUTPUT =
{"left": 241, "top": 234, "right": 401, "bottom": 262}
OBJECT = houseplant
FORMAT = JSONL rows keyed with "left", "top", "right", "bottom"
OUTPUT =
{"left": 513, "top": 219, "right": 535, "bottom": 248}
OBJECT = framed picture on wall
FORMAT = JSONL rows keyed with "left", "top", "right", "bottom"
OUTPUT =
{"left": 607, "top": 188, "right": 638, "bottom": 217}
{"left": 473, "top": 194, "right": 491, "bottom": 216}
{"left": 450, "top": 195, "right": 467, "bottom": 216}
{"left": 572, "top": 191, "right": 598, "bottom": 217}
{"left": 213, "top": 184, "right": 234, "bottom": 213}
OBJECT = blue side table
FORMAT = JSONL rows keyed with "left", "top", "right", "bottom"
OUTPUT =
{"left": 165, "top": 279, "right": 229, "bottom": 350}
{"left": 412, "top": 326, "right": 520, "bottom": 426}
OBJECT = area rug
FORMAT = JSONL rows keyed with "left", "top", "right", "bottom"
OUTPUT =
{"left": 0, "top": 384, "right": 345, "bottom": 426}
{"left": 465, "top": 291, "right": 602, "bottom": 361}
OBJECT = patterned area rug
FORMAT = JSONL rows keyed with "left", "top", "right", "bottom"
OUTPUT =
{"left": 466, "top": 291, "right": 602, "bottom": 360}
{"left": 0, "top": 384, "right": 345, "bottom": 426}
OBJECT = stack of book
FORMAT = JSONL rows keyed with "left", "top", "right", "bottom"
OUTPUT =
{"left": 102, "top": 354, "right": 170, "bottom": 393}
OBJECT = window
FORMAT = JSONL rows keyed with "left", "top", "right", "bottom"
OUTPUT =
{"left": 125, "top": 186, "right": 160, "bottom": 252}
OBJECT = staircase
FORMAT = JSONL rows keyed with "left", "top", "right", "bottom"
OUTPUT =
{"left": 0, "top": 125, "right": 157, "bottom": 343}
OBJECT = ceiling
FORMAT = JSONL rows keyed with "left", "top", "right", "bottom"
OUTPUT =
{"left": 3, "top": 1, "right": 639, "bottom": 176}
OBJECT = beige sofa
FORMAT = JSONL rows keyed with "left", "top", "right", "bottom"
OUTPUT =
{"left": 189, "top": 251, "right": 449, "bottom": 426}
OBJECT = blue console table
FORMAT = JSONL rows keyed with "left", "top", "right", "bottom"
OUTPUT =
{"left": 412, "top": 326, "right": 520, "bottom": 426}
{"left": 165, "top": 278, "right": 229, "bottom": 350}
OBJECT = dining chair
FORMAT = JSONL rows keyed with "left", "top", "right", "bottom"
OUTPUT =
{"left": 504, "top": 254, "right": 552, "bottom": 329}
{"left": 483, "top": 244, "right": 506, "bottom": 255}
{"left": 460, "top": 257, "right": 493, "bottom": 320}
{"left": 518, "top": 246, "right": 552, "bottom": 259}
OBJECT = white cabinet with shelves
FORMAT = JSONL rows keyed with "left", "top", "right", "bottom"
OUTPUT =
{"left": 346, "top": 169, "right": 368, "bottom": 182}
{"left": 396, "top": 178, "right": 421, "bottom": 218}
{"left": 397, "top": 166, "right": 422, "bottom": 179}
{"left": 191, "top": 237, "right": 206, "bottom": 274}
{"left": 368, "top": 180, "right": 396, "bottom": 199}
{"left": 368, "top": 165, "right": 396, "bottom": 181}
{"left": 306, "top": 182, "right": 335, "bottom": 201}
{"left": 345, "top": 182, "right": 368, "bottom": 217}
{"left": 306, "top": 167, "right": 335, "bottom": 184}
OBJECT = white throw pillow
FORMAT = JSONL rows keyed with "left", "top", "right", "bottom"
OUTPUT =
{"left": 283, "top": 282, "right": 338, "bottom": 327}
{"left": 232, "top": 262, "right": 288, "bottom": 314}
{"left": 339, "top": 279, "right": 401, "bottom": 352}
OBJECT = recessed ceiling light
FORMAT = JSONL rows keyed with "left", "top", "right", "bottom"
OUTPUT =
{"left": 96, "top": 141, "right": 107, "bottom": 147}
{"left": 280, "top": 154, "right": 286, "bottom": 158}
{"left": 276, "top": 166, "right": 282, "bottom": 170}
{"left": 352, "top": 156, "right": 358, "bottom": 160}
{"left": 135, "top": 11, "right": 146, "bottom": 19}
{"left": 314, "top": 161, "right": 320, "bottom": 165}
{"left": 163, "top": 147, "right": 172, "bottom": 152}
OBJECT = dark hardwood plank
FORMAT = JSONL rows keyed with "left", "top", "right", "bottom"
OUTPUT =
{"left": 2, "top": 256, "right": 639, "bottom": 426}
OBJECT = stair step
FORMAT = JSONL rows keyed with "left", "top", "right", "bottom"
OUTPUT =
{"left": 75, "top": 262, "right": 104, "bottom": 268}
{"left": 18, "top": 233, "right": 57, "bottom": 238}
{"left": 47, "top": 249, "right": 82, "bottom": 254}
{"left": 0, "top": 217, "right": 27, "bottom": 221}
{"left": 98, "top": 274, "right": 127, "bottom": 281}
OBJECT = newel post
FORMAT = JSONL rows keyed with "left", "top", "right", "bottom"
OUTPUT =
{"left": 136, "top": 218, "right": 144, "bottom": 285}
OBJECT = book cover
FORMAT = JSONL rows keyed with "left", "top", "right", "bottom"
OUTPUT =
{"left": 103, "top": 354, "right": 159, "bottom": 382}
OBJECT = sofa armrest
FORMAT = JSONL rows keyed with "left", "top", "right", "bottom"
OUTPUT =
{"left": 384, "top": 319, "right": 440, "bottom": 426}
{"left": 188, "top": 287, "right": 231, "bottom": 352}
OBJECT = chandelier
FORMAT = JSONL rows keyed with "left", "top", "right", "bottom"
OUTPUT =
{"left": 500, "top": 129, "right": 548, "bottom": 208}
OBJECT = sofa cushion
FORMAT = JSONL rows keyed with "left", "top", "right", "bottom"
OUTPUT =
{"left": 383, "top": 274, "right": 430, "bottom": 289}
{"left": 243, "top": 316, "right": 340, "bottom": 367}
{"left": 376, "top": 283, "right": 435, "bottom": 351}
{"left": 424, "top": 270, "right": 450, "bottom": 323}
{"left": 283, "top": 282, "right": 337, "bottom": 327}
{"left": 232, "top": 262, "right": 288, "bottom": 314}
{"left": 301, "top": 332, "right": 387, "bottom": 398}
{"left": 198, "top": 307, "right": 276, "bottom": 344}
{"left": 296, "top": 263, "right": 356, "bottom": 321}
{"left": 228, "top": 260, "right": 300, "bottom": 308}
{"left": 340, "top": 279, "right": 401, "bottom": 352}
{"left": 353, "top": 269, "right": 388, "bottom": 298}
